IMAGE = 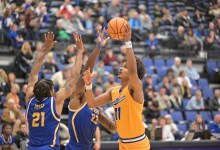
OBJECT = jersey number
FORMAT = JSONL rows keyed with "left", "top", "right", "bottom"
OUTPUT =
{"left": 32, "top": 112, "right": 45, "bottom": 127}
{"left": 115, "top": 107, "right": 121, "bottom": 120}
{"left": 91, "top": 113, "right": 98, "bottom": 124}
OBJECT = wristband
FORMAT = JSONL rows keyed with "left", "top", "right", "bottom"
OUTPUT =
{"left": 125, "top": 41, "right": 132, "bottom": 48}
{"left": 85, "top": 83, "right": 92, "bottom": 90}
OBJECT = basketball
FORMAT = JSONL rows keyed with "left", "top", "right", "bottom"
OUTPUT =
{"left": 107, "top": 17, "right": 127, "bottom": 40}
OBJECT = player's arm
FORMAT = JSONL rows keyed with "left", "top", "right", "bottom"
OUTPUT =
{"left": 94, "top": 127, "right": 101, "bottom": 150}
{"left": 55, "top": 33, "right": 84, "bottom": 115}
{"left": 99, "top": 112, "right": 117, "bottom": 133}
{"left": 83, "top": 68, "right": 112, "bottom": 108}
{"left": 25, "top": 32, "right": 56, "bottom": 104}
{"left": 124, "top": 23, "right": 144, "bottom": 104}
{"left": 74, "top": 26, "right": 110, "bottom": 95}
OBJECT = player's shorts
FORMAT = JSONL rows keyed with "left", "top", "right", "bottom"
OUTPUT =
{"left": 27, "top": 145, "right": 59, "bottom": 150}
{"left": 65, "top": 143, "right": 93, "bottom": 150}
{"left": 119, "top": 135, "right": 150, "bottom": 150}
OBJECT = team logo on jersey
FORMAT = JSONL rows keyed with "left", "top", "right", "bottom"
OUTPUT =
{"left": 112, "top": 95, "right": 126, "bottom": 106}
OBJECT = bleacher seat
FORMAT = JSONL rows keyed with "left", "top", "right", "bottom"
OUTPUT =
{"left": 199, "top": 111, "right": 213, "bottom": 123}
{"left": 166, "top": 59, "right": 174, "bottom": 68}
{"left": 154, "top": 59, "right": 166, "bottom": 68}
{"left": 177, "top": 124, "right": 188, "bottom": 135}
{"left": 213, "top": 111, "right": 220, "bottom": 117}
{"left": 202, "top": 88, "right": 214, "bottom": 100}
{"left": 207, "top": 61, "right": 218, "bottom": 76}
{"left": 143, "top": 58, "right": 153, "bottom": 68}
{"left": 104, "top": 66, "right": 112, "bottom": 73}
{"left": 190, "top": 79, "right": 197, "bottom": 87}
{"left": 44, "top": 73, "right": 53, "bottom": 79}
{"left": 171, "top": 111, "right": 184, "bottom": 123}
{"left": 198, "top": 78, "right": 209, "bottom": 89}
{"left": 183, "top": 99, "right": 189, "bottom": 109}
{"left": 58, "top": 64, "right": 66, "bottom": 71}
{"left": 146, "top": 67, "right": 154, "bottom": 75}
{"left": 185, "top": 111, "right": 197, "bottom": 123}
{"left": 157, "top": 68, "right": 167, "bottom": 79}
{"left": 160, "top": 111, "right": 168, "bottom": 117}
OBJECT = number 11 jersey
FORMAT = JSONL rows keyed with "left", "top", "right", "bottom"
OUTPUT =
{"left": 27, "top": 97, "right": 60, "bottom": 149}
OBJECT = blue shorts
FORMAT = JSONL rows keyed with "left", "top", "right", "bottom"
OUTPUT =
{"left": 28, "top": 145, "right": 59, "bottom": 150}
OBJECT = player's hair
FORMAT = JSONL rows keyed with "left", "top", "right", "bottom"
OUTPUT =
{"left": 122, "top": 56, "right": 146, "bottom": 80}
{"left": 33, "top": 79, "right": 54, "bottom": 101}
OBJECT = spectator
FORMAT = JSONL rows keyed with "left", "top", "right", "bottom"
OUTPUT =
{"left": 145, "top": 33, "right": 159, "bottom": 57}
{"left": 93, "top": 77, "right": 105, "bottom": 94}
{"left": 194, "top": 24, "right": 207, "bottom": 41}
{"left": 35, "top": 1, "right": 45, "bottom": 16}
{"left": 0, "top": 124, "right": 15, "bottom": 149}
{"left": 95, "top": 61, "right": 105, "bottom": 78}
{"left": 165, "top": 115, "right": 182, "bottom": 140}
{"left": 186, "top": 90, "right": 205, "bottom": 110}
{"left": 144, "top": 85, "right": 157, "bottom": 107}
{"left": 209, "top": 89, "right": 220, "bottom": 111}
{"left": 159, "top": 117, "right": 175, "bottom": 141}
{"left": 107, "top": 0, "right": 121, "bottom": 18}
{"left": 18, "top": 84, "right": 27, "bottom": 109}
{"left": 2, "top": 8, "right": 13, "bottom": 31}
{"left": 208, "top": 114, "right": 220, "bottom": 133}
{"left": 172, "top": 57, "right": 183, "bottom": 76}
{"left": 177, "top": 70, "right": 193, "bottom": 89}
{"left": 169, "top": 88, "right": 183, "bottom": 110}
{"left": 58, "top": 0, "right": 73, "bottom": 19}
{"left": 17, "top": 42, "right": 33, "bottom": 76}
{"left": 143, "top": 75, "right": 154, "bottom": 91}
{"left": 170, "top": 77, "right": 182, "bottom": 96}
{"left": 139, "top": 4, "right": 152, "bottom": 32}
{"left": 117, "top": 45, "right": 126, "bottom": 63}
{"left": 64, "top": 45, "right": 76, "bottom": 64}
{"left": 9, "top": 24, "right": 24, "bottom": 48}
{"left": 180, "top": 10, "right": 192, "bottom": 28}
{"left": 6, "top": 84, "right": 20, "bottom": 108}
{"left": 191, "top": 114, "right": 207, "bottom": 130}
{"left": 180, "top": 79, "right": 191, "bottom": 99}
{"left": 104, "top": 74, "right": 120, "bottom": 91}
{"left": 12, "top": 111, "right": 27, "bottom": 136}
{"left": 43, "top": 54, "right": 59, "bottom": 74}
{"left": 72, "top": 6, "right": 84, "bottom": 19}
{"left": 128, "top": 10, "right": 143, "bottom": 41}
{"left": 54, "top": 19, "right": 70, "bottom": 42}
{"left": 0, "top": 0, "right": 10, "bottom": 16}
{"left": 8, "top": 72, "right": 19, "bottom": 90}
{"left": 95, "top": 16, "right": 108, "bottom": 30}
{"left": 0, "top": 69, "right": 10, "bottom": 95}
{"left": 151, "top": 21, "right": 163, "bottom": 35}
{"left": 166, "top": 69, "right": 175, "bottom": 83}
{"left": 205, "top": 30, "right": 220, "bottom": 50}
{"left": 143, "top": 100, "right": 160, "bottom": 123}
{"left": 157, "top": 77, "right": 170, "bottom": 95}
{"left": 193, "top": 9, "right": 205, "bottom": 24}
{"left": 1, "top": 99, "right": 19, "bottom": 125}
{"left": 173, "top": 26, "right": 186, "bottom": 50}
{"left": 31, "top": 41, "right": 43, "bottom": 64}
{"left": 102, "top": 48, "right": 117, "bottom": 66}
{"left": 148, "top": 118, "right": 159, "bottom": 140}
{"left": 184, "top": 59, "right": 200, "bottom": 80}
{"left": 156, "top": 87, "right": 171, "bottom": 111}
{"left": 51, "top": 64, "right": 72, "bottom": 89}
{"left": 162, "top": 8, "right": 173, "bottom": 25}
{"left": 153, "top": 4, "right": 163, "bottom": 23}
{"left": 184, "top": 28, "right": 203, "bottom": 54}
{"left": 216, "top": 18, "right": 220, "bottom": 36}
{"left": 14, "top": 123, "right": 28, "bottom": 150}
{"left": 82, "top": 9, "right": 93, "bottom": 35}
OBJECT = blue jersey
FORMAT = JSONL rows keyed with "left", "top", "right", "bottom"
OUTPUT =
{"left": 27, "top": 97, "right": 60, "bottom": 149}
{"left": 65, "top": 103, "right": 99, "bottom": 150}
{"left": 0, "top": 135, "right": 14, "bottom": 150}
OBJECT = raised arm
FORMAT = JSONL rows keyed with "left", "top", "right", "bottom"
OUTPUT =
{"left": 82, "top": 68, "right": 112, "bottom": 108}
{"left": 99, "top": 112, "right": 117, "bottom": 133}
{"left": 124, "top": 23, "right": 144, "bottom": 104}
{"left": 55, "top": 33, "right": 84, "bottom": 115}
{"left": 74, "top": 26, "right": 110, "bottom": 95}
{"left": 25, "top": 32, "right": 56, "bottom": 103}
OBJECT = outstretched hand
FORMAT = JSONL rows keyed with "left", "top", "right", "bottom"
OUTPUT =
{"left": 44, "top": 32, "right": 57, "bottom": 52}
{"left": 82, "top": 68, "right": 97, "bottom": 85}
{"left": 96, "top": 25, "right": 110, "bottom": 47}
{"left": 124, "top": 23, "right": 132, "bottom": 42}
{"left": 74, "top": 32, "right": 85, "bottom": 53}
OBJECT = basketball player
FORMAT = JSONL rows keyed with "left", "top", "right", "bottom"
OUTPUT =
{"left": 25, "top": 32, "right": 84, "bottom": 150}
{"left": 65, "top": 26, "right": 117, "bottom": 150}
{"left": 83, "top": 24, "right": 150, "bottom": 149}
